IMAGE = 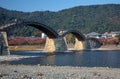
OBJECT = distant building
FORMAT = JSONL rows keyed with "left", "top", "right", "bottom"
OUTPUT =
{"left": 86, "top": 31, "right": 120, "bottom": 39}
{"left": 41, "top": 33, "right": 47, "bottom": 38}
{"left": 100, "top": 32, "right": 110, "bottom": 38}
{"left": 102, "top": 31, "right": 120, "bottom": 38}
{"left": 86, "top": 32, "right": 101, "bottom": 38}
{"left": 109, "top": 31, "right": 120, "bottom": 38}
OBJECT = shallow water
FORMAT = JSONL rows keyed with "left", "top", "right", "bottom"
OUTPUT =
{"left": 3, "top": 50, "right": 120, "bottom": 68}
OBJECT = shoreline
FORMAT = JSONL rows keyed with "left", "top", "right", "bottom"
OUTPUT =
{"left": 0, "top": 51, "right": 120, "bottom": 79}
{"left": 8, "top": 45, "right": 120, "bottom": 51}
{"left": 9, "top": 45, "right": 44, "bottom": 51}
{"left": 98, "top": 45, "right": 120, "bottom": 50}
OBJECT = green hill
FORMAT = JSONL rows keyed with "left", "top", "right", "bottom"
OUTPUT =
{"left": 0, "top": 4, "right": 120, "bottom": 36}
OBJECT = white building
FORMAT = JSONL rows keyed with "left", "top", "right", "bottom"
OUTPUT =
{"left": 86, "top": 32, "right": 101, "bottom": 38}
{"left": 41, "top": 33, "right": 47, "bottom": 38}
{"left": 103, "top": 31, "right": 120, "bottom": 38}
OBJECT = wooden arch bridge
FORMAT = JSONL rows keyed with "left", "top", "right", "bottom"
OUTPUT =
{"left": 0, "top": 21, "right": 101, "bottom": 55}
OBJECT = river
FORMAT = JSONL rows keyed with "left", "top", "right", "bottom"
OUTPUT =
{"left": 3, "top": 50, "right": 120, "bottom": 68}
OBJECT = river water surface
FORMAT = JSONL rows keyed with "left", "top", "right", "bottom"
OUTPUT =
{"left": 5, "top": 50, "right": 120, "bottom": 68}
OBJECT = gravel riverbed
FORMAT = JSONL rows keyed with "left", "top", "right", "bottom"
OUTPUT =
{"left": 0, "top": 55, "right": 120, "bottom": 79}
{"left": 0, "top": 65, "right": 120, "bottom": 79}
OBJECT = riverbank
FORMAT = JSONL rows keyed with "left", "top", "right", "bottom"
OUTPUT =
{"left": 0, "top": 64, "right": 119, "bottom": 79}
{"left": 98, "top": 45, "right": 120, "bottom": 50}
{"left": 8, "top": 45, "right": 120, "bottom": 51}
{"left": 0, "top": 55, "right": 120, "bottom": 79}
{"left": 0, "top": 55, "right": 38, "bottom": 62}
{"left": 9, "top": 45, "right": 44, "bottom": 51}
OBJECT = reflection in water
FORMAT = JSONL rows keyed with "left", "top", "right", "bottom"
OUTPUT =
{"left": 1, "top": 50, "right": 120, "bottom": 68}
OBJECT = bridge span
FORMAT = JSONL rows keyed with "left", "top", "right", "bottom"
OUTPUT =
{"left": 60, "top": 30, "right": 85, "bottom": 51}
{"left": 0, "top": 21, "right": 102, "bottom": 55}
{"left": 0, "top": 21, "right": 58, "bottom": 38}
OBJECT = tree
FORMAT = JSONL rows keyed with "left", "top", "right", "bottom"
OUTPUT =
{"left": 115, "top": 34, "right": 120, "bottom": 38}
{"left": 115, "top": 34, "right": 120, "bottom": 43}
{"left": 66, "top": 33, "right": 75, "bottom": 43}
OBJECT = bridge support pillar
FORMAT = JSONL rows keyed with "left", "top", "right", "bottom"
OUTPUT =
{"left": 44, "top": 37, "right": 67, "bottom": 53}
{"left": 74, "top": 38, "right": 84, "bottom": 51}
{"left": 84, "top": 38, "right": 102, "bottom": 49}
{"left": 0, "top": 32, "right": 10, "bottom": 55}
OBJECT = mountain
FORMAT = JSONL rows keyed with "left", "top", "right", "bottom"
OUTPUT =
{"left": 0, "top": 4, "right": 120, "bottom": 36}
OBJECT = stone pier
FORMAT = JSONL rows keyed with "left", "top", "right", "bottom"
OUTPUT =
{"left": 84, "top": 38, "right": 102, "bottom": 49}
{"left": 0, "top": 32, "right": 10, "bottom": 55}
{"left": 74, "top": 38, "right": 84, "bottom": 51}
{"left": 44, "top": 37, "right": 67, "bottom": 53}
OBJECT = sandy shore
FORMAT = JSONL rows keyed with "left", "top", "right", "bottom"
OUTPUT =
{"left": 9, "top": 45, "right": 44, "bottom": 51}
{"left": 0, "top": 55, "right": 120, "bottom": 79}
{"left": 0, "top": 55, "right": 39, "bottom": 62}
{"left": 98, "top": 45, "right": 120, "bottom": 50}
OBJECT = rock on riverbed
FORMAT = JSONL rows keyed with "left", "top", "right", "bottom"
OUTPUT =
{"left": 0, "top": 64, "right": 120, "bottom": 79}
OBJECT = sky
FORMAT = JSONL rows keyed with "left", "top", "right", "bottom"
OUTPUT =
{"left": 0, "top": 0, "right": 120, "bottom": 12}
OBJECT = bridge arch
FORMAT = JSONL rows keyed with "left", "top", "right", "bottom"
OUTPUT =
{"left": 1, "top": 21, "right": 58, "bottom": 38}
{"left": 60, "top": 30, "right": 85, "bottom": 41}
{"left": 0, "top": 21, "right": 63, "bottom": 53}
{"left": 60, "top": 30, "right": 85, "bottom": 51}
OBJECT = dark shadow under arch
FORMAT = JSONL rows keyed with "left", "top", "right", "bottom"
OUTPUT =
{"left": 86, "top": 37, "right": 101, "bottom": 44}
{"left": 85, "top": 37, "right": 102, "bottom": 48}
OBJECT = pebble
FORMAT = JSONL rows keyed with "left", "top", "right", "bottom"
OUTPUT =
{"left": 0, "top": 55, "right": 120, "bottom": 79}
{"left": 0, "top": 65, "right": 120, "bottom": 79}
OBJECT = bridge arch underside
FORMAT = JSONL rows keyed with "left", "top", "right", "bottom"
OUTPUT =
{"left": 62, "top": 30, "right": 85, "bottom": 51}
{"left": 85, "top": 37, "right": 102, "bottom": 49}
{"left": 2, "top": 22, "right": 58, "bottom": 38}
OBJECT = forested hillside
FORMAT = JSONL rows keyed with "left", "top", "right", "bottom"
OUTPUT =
{"left": 0, "top": 4, "right": 120, "bottom": 36}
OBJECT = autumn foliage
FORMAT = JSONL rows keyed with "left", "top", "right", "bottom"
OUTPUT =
{"left": 8, "top": 37, "right": 46, "bottom": 45}
{"left": 99, "top": 38, "right": 119, "bottom": 45}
